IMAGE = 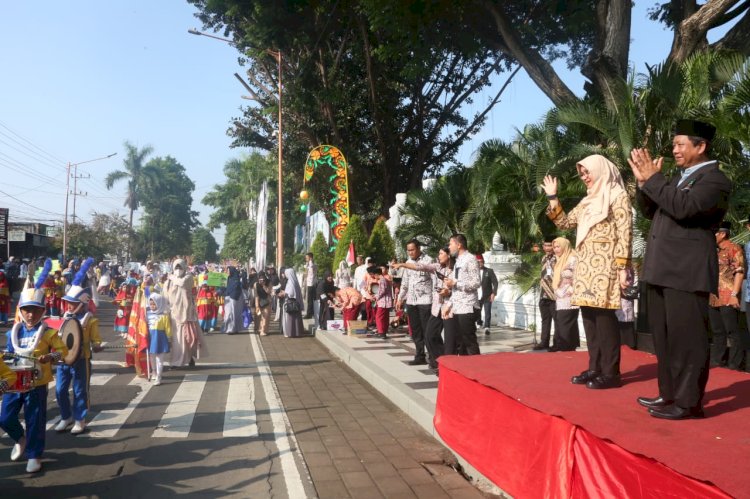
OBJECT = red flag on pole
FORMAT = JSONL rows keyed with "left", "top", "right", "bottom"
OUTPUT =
{"left": 346, "top": 241, "right": 356, "bottom": 265}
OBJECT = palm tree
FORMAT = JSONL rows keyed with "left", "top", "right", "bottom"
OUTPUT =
{"left": 394, "top": 169, "right": 473, "bottom": 254}
{"left": 465, "top": 119, "right": 587, "bottom": 254}
{"left": 105, "top": 141, "right": 159, "bottom": 261}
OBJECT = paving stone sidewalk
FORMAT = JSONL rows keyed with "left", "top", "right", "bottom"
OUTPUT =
{"left": 260, "top": 327, "right": 491, "bottom": 499}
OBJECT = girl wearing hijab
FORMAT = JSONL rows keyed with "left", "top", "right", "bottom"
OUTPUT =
{"left": 549, "top": 237, "right": 580, "bottom": 352}
{"left": 223, "top": 267, "right": 244, "bottom": 334}
{"left": 253, "top": 271, "right": 273, "bottom": 336}
{"left": 146, "top": 293, "right": 171, "bottom": 386}
{"left": 278, "top": 267, "right": 304, "bottom": 338}
{"left": 543, "top": 154, "right": 633, "bottom": 389}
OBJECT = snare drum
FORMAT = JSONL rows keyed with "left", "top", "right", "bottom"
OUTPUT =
{"left": 6, "top": 364, "right": 39, "bottom": 393}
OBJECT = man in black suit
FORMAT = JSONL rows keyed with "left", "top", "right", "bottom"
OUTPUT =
{"left": 475, "top": 254, "right": 498, "bottom": 335}
{"left": 629, "top": 120, "right": 731, "bottom": 420}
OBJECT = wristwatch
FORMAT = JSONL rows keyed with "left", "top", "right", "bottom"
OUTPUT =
{"left": 731, "top": 291, "right": 738, "bottom": 297}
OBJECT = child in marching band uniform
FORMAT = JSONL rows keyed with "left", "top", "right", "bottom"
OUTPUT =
{"left": 55, "top": 258, "right": 103, "bottom": 435}
{"left": 113, "top": 278, "right": 137, "bottom": 337}
{"left": 196, "top": 278, "right": 218, "bottom": 332}
{"left": 42, "top": 274, "right": 58, "bottom": 317}
{"left": 146, "top": 293, "right": 171, "bottom": 386}
{"left": 0, "top": 259, "right": 68, "bottom": 473}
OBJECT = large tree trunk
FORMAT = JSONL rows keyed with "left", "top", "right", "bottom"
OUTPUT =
{"left": 481, "top": 0, "right": 578, "bottom": 107}
{"left": 711, "top": 8, "right": 750, "bottom": 55}
{"left": 668, "top": 0, "right": 739, "bottom": 63}
{"left": 581, "top": 0, "right": 632, "bottom": 110}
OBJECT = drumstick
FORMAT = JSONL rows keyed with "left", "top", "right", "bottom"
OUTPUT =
{"left": 1, "top": 350, "right": 40, "bottom": 362}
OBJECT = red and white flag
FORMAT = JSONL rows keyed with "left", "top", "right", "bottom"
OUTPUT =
{"left": 346, "top": 241, "right": 356, "bottom": 265}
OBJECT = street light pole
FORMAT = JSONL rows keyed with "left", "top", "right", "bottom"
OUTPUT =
{"left": 273, "top": 50, "right": 284, "bottom": 270}
{"left": 188, "top": 29, "right": 284, "bottom": 268}
{"left": 62, "top": 153, "right": 117, "bottom": 261}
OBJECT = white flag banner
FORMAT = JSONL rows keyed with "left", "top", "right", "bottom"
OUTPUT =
{"left": 255, "top": 181, "right": 269, "bottom": 270}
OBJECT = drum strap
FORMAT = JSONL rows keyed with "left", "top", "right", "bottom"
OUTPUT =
{"left": 10, "top": 322, "right": 46, "bottom": 358}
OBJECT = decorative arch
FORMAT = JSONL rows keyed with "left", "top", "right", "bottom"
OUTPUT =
{"left": 301, "top": 145, "right": 351, "bottom": 251}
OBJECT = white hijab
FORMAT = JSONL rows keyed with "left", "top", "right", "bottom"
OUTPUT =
{"left": 574, "top": 155, "right": 627, "bottom": 248}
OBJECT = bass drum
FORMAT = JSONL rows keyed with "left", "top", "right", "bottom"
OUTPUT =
{"left": 59, "top": 319, "right": 83, "bottom": 366}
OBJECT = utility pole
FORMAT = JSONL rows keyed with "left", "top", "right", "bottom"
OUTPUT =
{"left": 71, "top": 164, "right": 90, "bottom": 223}
{"left": 63, "top": 153, "right": 117, "bottom": 261}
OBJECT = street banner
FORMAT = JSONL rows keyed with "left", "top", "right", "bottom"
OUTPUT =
{"left": 255, "top": 181, "right": 269, "bottom": 270}
{"left": 346, "top": 241, "right": 355, "bottom": 265}
{"left": 0, "top": 208, "right": 7, "bottom": 245}
{"left": 206, "top": 271, "right": 228, "bottom": 288}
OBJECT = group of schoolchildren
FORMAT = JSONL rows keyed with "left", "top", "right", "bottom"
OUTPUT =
{"left": 0, "top": 258, "right": 173, "bottom": 473}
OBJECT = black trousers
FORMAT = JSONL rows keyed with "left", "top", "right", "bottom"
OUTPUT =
{"left": 442, "top": 317, "right": 461, "bottom": 355}
{"left": 305, "top": 286, "right": 316, "bottom": 318}
{"left": 424, "top": 315, "right": 445, "bottom": 368}
{"left": 552, "top": 308, "right": 580, "bottom": 351}
{"left": 647, "top": 285, "right": 710, "bottom": 409}
{"left": 453, "top": 313, "right": 480, "bottom": 356}
{"left": 580, "top": 306, "right": 620, "bottom": 376}
{"left": 538, "top": 299, "right": 556, "bottom": 347}
{"left": 318, "top": 300, "right": 334, "bottom": 330}
{"left": 475, "top": 299, "right": 493, "bottom": 328}
{"left": 407, "top": 304, "right": 432, "bottom": 361}
{"left": 709, "top": 306, "right": 744, "bottom": 369}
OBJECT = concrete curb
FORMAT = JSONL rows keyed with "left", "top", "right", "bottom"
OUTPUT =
{"left": 315, "top": 329, "right": 507, "bottom": 497}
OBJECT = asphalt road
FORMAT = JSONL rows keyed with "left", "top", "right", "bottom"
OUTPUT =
{"left": 0, "top": 300, "right": 317, "bottom": 498}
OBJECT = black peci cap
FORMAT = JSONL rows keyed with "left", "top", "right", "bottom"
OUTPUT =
{"left": 674, "top": 119, "right": 716, "bottom": 141}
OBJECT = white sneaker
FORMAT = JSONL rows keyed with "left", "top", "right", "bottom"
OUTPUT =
{"left": 10, "top": 436, "right": 26, "bottom": 461}
{"left": 70, "top": 420, "right": 86, "bottom": 435}
{"left": 26, "top": 458, "right": 41, "bottom": 473}
{"left": 153, "top": 376, "right": 162, "bottom": 386}
{"left": 54, "top": 418, "right": 74, "bottom": 432}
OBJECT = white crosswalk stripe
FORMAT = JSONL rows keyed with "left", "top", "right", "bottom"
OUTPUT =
{"left": 83, "top": 376, "right": 153, "bottom": 438}
{"left": 223, "top": 374, "right": 258, "bottom": 438}
{"left": 152, "top": 374, "right": 207, "bottom": 438}
{"left": 3, "top": 371, "right": 264, "bottom": 440}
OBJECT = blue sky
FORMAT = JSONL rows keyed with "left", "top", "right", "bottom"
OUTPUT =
{"left": 0, "top": 2, "right": 702, "bottom": 247}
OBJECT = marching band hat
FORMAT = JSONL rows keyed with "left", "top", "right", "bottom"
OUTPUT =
{"left": 62, "top": 257, "right": 95, "bottom": 304}
{"left": 674, "top": 119, "right": 716, "bottom": 142}
{"left": 19, "top": 258, "right": 52, "bottom": 308}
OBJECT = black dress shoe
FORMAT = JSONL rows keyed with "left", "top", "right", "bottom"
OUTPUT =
{"left": 637, "top": 396, "right": 673, "bottom": 409}
{"left": 586, "top": 374, "right": 622, "bottom": 390}
{"left": 547, "top": 346, "right": 561, "bottom": 352}
{"left": 571, "top": 370, "right": 599, "bottom": 385}
{"left": 649, "top": 404, "right": 705, "bottom": 420}
{"left": 408, "top": 359, "right": 427, "bottom": 366}
{"left": 532, "top": 344, "right": 549, "bottom": 351}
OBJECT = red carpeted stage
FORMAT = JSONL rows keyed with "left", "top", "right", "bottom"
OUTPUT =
{"left": 435, "top": 348, "right": 750, "bottom": 499}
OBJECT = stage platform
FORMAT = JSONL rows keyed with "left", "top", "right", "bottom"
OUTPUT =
{"left": 435, "top": 348, "right": 749, "bottom": 498}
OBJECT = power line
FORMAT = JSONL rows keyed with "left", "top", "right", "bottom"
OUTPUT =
{"left": 0, "top": 137, "right": 64, "bottom": 172}
{"left": 0, "top": 189, "right": 63, "bottom": 216}
{"left": 0, "top": 120, "right": 66, "bottom": 166}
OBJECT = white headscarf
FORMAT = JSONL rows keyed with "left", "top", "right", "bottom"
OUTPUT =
{"left": 574, "top": 155, "right": 627, "bottom": 248}
{"left": 148, "top": 293, "right": 167, "bottom": 315}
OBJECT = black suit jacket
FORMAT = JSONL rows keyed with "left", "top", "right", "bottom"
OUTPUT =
{"left": 637, "top": 161, "right": 730, "bottom": 294}
{"left": 479, "top": 267, "right": 498, "bottom": 298}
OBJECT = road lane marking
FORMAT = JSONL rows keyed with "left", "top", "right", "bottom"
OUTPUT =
{"left": 223, "top": 374, "right": 258, "bottom": 437}
{"left": 152, "top": 374, "right": 208, "bottom": 438}
{"left": 249, "top": 334, "right": 310, "bottom": 497}
{"left": 83, "top": 376, "right": 152, "bottom": 438}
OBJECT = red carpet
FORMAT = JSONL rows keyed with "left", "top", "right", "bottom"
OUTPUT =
{"left": 435, "top": 348, "right": 749, "bottom": 498}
